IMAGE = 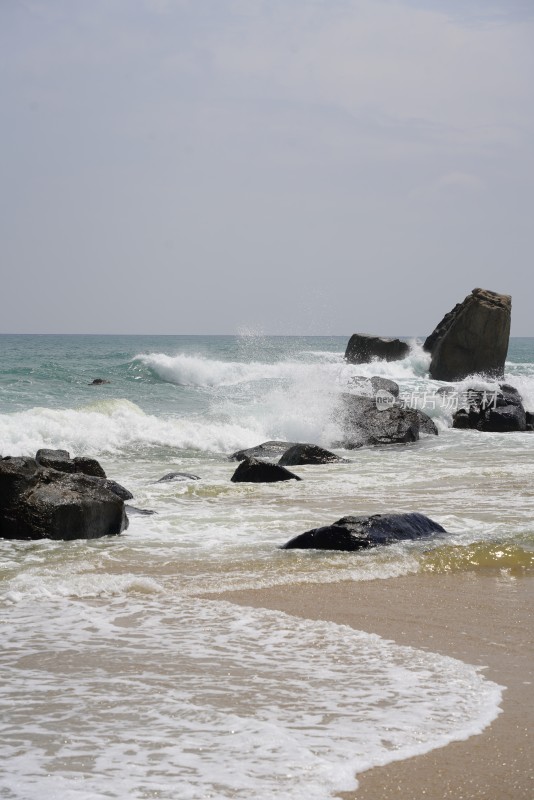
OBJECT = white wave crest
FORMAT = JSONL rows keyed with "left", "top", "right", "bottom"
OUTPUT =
{"left": 0, "top": 399, "right": 271, "bottom": 456}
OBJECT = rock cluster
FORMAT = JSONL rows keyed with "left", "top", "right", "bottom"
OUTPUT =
{"left": 452, "top": 384, "right": 532, "bottom": 432}
{"left": 0, "top": 450, "right": 130, "bottom": 541}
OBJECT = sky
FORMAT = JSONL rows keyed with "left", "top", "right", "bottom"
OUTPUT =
{"left": 1, "top": 0, "right": 533, "bottom": 335}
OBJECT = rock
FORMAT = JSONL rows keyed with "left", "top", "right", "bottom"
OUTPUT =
{"left": 156, "top": 472, "right": 200, "bottom": 483}
{"left": 452, "top": 384, "right": 527, "bottom": 432}
{"left": 0, "top": 457, "right": 128, "bottom": 541}
{"left": 101, "top": 479, "right": 134, "bottom": 501}
{"left": 74, "top": 457, "right": 107, "bottom": 478}
{"left": 231, "top": 457, "right": 302, "bottom": 483}
{"left": 125, "top": 505, "right": 157, "bottom": 516}
{"left": 35, "top": 448, "right": 74, "bottom": 472}
{"left": 229, "top": 441, "right": 300, "bottom": 462}
{"left": 338, "top": 394, "right": 420, "bottom": 448}
{"left": 278, "top": 444, "right": 347, "bottom": 466}
{"left": 349, "top": 376, "right": 400, "bottom": 398}
{"left": 281, "top": 512, "right": 446, "bottom": 551}
{"left": 345, "top": 334, "right": 409, "bottom": 365}
{"left": 526, "top": 412, "right": 534, "bottom": 431}
{"left": 89, "top": 378, "right": 110, "bottom": 385}
{"left": 424, "top": 288, "right": 511, "bottom": 381}
{"left": 415, "top": 409, "right": 439, "bottom": 435}
{"left": 35, "top": 449, "right": 108, "bottom": 479}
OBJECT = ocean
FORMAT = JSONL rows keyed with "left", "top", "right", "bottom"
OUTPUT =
{"left": 1, "top": 334, "right": 533, "bottom": 799}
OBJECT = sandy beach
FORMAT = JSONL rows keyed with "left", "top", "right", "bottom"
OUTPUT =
{"left": 218, "top": 571, "right": 533, "bottom": 800}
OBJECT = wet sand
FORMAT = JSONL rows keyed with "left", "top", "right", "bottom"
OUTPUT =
{"left": 217, "top": 572, "right": 533, "bottom": 800}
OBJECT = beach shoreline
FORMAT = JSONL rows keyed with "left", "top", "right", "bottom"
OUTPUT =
{"left": 216, "top": 571, "right": 533, "bottom": 800}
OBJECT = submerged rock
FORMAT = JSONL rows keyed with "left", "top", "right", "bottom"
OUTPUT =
{"left": 278, "top": 444, "right": 347, "bottom": 466}
{"left": 156, "top": 472, "right": 201, "bottom": 483}
{"left": 231, "top": 457, "right": 302, "bottom": 483}
{"left": 229, "top": 441, "right": 300, "bottom": 462}
{"left": 89, "top": 378, "right": 110, "bottom": 385}
{"left": 281, "top": 512, "right": 446, "bottom": 551}
{"left": 0, "top": 456, "right": 128, "bottom": 541}
{"left": 345, "top": 334, "right": 409, "bottom": 365}
{"left": 125, "top": 505, "right": 157, "bottom": 516}
{"left": 424, "top": 288, "right": 511, "bottom": 381}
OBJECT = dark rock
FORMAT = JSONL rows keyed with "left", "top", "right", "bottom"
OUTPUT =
{"left": 0, "top": 459, "right": 128, "bottom": 541}
{"left": 89, "top": 378, "right": 110, "bottom": 385}
{"left": 345, "top": 334, "right": 409, "bottom": 365}
{"left": 278, "top": 444, "right": 347, "bottom": 466}
{"left": 482, "top": 404, "right": 526, "bottom": 432}
{"left": 415, "top": 409, "right": 439, "bottom": 435}
{"left": 451, "top": 408, "right": 471, "bottom": 429}
{"left": 229, "top": 441, "right": 300, "bottom": 462}
{"left": 101, "top": 479, "right": 134, "bottom": 501}
{"left": 35, "top": 450, "right": 107, "bottom": 479}
{"left": 338, "top": 394, "right": 420, "bottom": 448}
{"left": 125, "top": 505, "right": 157, "bottom": 516}
{"left": 156, "top": 472, "right": 201, "bottom": 483}
{"left": 452, "top": 384, "right": 527, "bottom": 432}
{"left": 231, "top": 457, "right": 302, "bottom": 483}
{"left": 282, "top": 512, "right": 446, "bottom": 551}
{"left": 424, "top": 288, "right": 511, "bottom": 381}
{"left": 349, "top": 376, "right": 400, "bottom": 398}
{"left": 73, "top": 457, "right": 107, "bottom": 479}
{"left": 35, "top": 448, "right": 75, "bottom": 472}
{"left": 526, "top": 412, "right": 534, "bottom": 431}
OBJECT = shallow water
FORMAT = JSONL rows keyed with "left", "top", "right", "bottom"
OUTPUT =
{"left": 1, "top": 334, "right": 532, "bottom": 798}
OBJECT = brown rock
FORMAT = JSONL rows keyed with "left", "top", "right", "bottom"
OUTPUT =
{"left": 424, "top": 288, "right": 511, "bottom": 381}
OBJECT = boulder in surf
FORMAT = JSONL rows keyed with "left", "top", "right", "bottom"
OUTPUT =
{"left": 0, "top": 455, "right": 128, "bottom": 540}
{"left": 452, "top": 384, "right": 528, "bottom": 432}
{"left": 338, "top": 393, "right": 420, "bottom": 448}
{"left": 424, "top": 288, "right": 511, "bottom": 381}
{"left": 231, "top": 457, "right": 302, "bottom": 483}
{"left": 229, "top": 441, "right": 300, "bottom": 462}
{"left": 281, "top": 512, "right": 446, "bottom": 551}
{"left": 278, "top": 444, "right": 347, "bottom": 466}
{"left": 345, "top": 334, "right": 409, "bottom": 364}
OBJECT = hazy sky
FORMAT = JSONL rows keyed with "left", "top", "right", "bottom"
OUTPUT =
{"left": 2, "top": 0, "right": 533, "bottom": 335}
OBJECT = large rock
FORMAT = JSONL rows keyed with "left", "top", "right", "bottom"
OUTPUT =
{"left": 338, "top": 394, "right": 420, "bottom": 448}
{"left": 424, "top": 288, "right": 511, "bottom": 381}
{"left": 229, "top": 441, "right": 299, "bottom": 462}
{"left": 349, "top": 376, "right": 400, "bottom": 398}
{"left": 278, "top": 444, "right": 347, "bottom": 466}
{"left": 35, "top": 449, "right": 107, "bottom": 479}
{"left": 345, "top": 334, "right": 409, "bottom": 364}
{"left": 36, "top": 448, "right": 74, "bottom": 472}
{"left": 0, "top": 456, "right": 128, "bottom": 541}
{"left": 452, "top": 384, "right": 527, "bottom": 432}
{"left": 414, "top": 409, "right": 439, "bottom": 435}
{"left": 281, "top": 512, "right": 446, "bottom": 551}
{"left": 231, "top": 457, "right": 301, "bottom": 483}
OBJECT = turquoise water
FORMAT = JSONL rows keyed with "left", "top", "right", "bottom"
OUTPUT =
{"left": 1, "top": 334, "right": 532, "bottom": 799}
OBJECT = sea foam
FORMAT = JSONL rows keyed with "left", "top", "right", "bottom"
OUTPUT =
{"left": 0, "top": 595, "right": 502, "bottom": 800}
